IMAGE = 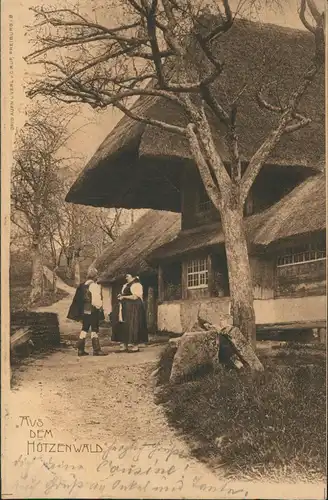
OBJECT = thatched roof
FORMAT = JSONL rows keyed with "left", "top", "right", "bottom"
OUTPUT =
{"left": 252, "top": 173, "right": 326, "bottom": 246}
{"left": 66, "top": 19, "right": 324, "bottom": 210}
{"left": 149, "top": 174, "right": 326, "bottom": 261}
{"left": 94, "top": 210, "right": 180, "bottom": 283}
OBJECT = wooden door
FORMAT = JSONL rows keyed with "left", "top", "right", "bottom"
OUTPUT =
{"left": 143, "top": 276, "right": 158, "bottom": 333}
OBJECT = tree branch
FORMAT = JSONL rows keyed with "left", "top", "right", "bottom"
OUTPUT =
{"left": 113, "top": 100, "right": 186, "bottom": 136}
{"left": 181, "top": 95, "right": 231, "bottom": 192}
{"left": 199, "top": 84, "right": 229, "bottom": 124}
{"left": 299, "top": 0, "right": 316, "bottom": 33}
{"left": 228, "top": 104, "right": 242, "bottom": 182}
{"left": 256, "top": 82, "right": 283, "bottom": 113}
{"left": 241, "top": 59, "right": 321, "bottom": 203}
{"left": 145, "top": 0, "right": 166, "bottom": 87}
{"left": 284, "top": 112, "right": 311, "bottom": 133}
{"left": 203, "top": 0, "right": 233, "bottom": 43}
{"left": 186, "top": 123, "right": 221, "bottom": 207}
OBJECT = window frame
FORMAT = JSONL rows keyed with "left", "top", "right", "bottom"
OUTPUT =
{"left": 187, "top": 257, "right": 209, "bottom": 289}
{"left": 276, "top": 242, "right": 326, "bottom": 268}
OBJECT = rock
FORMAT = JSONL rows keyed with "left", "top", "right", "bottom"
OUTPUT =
{"left": 219, "top": 335, "right": 244, "bottom": 370}
{"left": 168, "top": 337, "right": 182, "bottom": 349}
{"left": 150, "top": 367, "right": 160, "bottom": 378}
{"left": 153, "top": 386, "right": 165, "bottom": 405}
{"left": 169, "top": 330, "right": 220, "bottom": 384}
{"left": 202, "top": 320, "right": 264, "bottom": 372}
{"left": 230, "top": 354, "right": 244, "bottom": 370}
{"left": 199, "top": 317, "right": 264, "bottom": 372}
{"left": 198, "top": 302, "right": 232, "bottom": 329}
{"left": 221, "top": 325, "right": 264, "bottom": 371}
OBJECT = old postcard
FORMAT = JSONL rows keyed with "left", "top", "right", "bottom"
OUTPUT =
{"left": 1, "top": 0, "right": 326, "bottom": 498}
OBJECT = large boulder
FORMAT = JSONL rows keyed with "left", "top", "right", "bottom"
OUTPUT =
{"left": 169, "top": 330, "right": 220, "bottom": 384}
{"left": 199, "top": 319, "right": 264, "bottom": 372}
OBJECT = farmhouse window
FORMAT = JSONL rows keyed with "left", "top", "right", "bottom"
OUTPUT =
{"left": 276, "top": 241, "right": 326, "bottom": 267}
{"left": 187, "top": 258, "right": 208, "bottom": 288}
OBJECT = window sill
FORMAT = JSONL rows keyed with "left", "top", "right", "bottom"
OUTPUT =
{"left": 187, "top": 285, "right": 208, "bottom": 290}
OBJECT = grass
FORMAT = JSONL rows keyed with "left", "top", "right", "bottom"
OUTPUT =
{"left": 10, "top": 255, "right": 69, "bottom": 312}
{"left": 156, "top": 343, "right": 326, "bottom": 482}
{"left": 10, "top": 286, "right": 69, "bottom": 312}
{"left": 33, "top": 289, "right": 69, "bottom": 308}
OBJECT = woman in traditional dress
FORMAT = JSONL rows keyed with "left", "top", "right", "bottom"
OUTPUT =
{"left": 113, "top": 273, "right": 148, "bottom": 352}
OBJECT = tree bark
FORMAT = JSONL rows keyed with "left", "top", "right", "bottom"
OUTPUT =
{"left": 187, "top": 115, "right": 256, "bottom": 348}
{"left": 73, "top": 257, "right": 80, "bottom": 286}
{"left": 52, "top": 266, "right": 58, "bottom": 298}
{"left": 29, "top": 236, "right": 44, "bottom": 304}
{"left": 220, "top": 204, "right": 256, "bottom": 348}
{"left": 65, "top": 251, "right": 73, "bottom": 279}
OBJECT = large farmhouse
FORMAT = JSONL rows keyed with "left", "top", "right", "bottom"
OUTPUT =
{"left": 148, "top": 174, "right": 326, "bottom": 334}
{"left": 66, "top": 20, "right": 326, "bottom": 338}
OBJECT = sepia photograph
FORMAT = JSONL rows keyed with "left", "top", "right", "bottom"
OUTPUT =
{"left": 1, "top": 0, "right": 326, "bottom": 498}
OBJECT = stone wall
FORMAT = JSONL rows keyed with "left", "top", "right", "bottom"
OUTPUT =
{"left": 158, "top": 295, "right": 326, "bottom": 334}
{"left": 158, "top": 298, "right": 232, "bottom": 333}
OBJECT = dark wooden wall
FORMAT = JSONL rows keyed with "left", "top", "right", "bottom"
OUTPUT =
{"left": 275, "top": 259, "right": 326, "bottom": 298}
{"left": 181, "top": 166, "right": 219, "bottom": 230}
{"left": 250, "top": 255, "right": 275, "bottom": 299}
{"left": 160, "top": 250, "right": 275, "bottom": 302}
{"left": 158, "top": 234, "right": 326, "bottom": 304}
{"left": 181, "top": 164, "right": 309, "bottom": 231}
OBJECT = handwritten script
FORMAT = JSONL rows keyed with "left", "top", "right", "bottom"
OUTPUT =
{"left": 8, "top": 415, "right": 249, "bottom": 498}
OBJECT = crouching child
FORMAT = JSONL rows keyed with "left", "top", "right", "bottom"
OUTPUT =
{"left": 67, "top": 268, "right": 108, "bottom": 356}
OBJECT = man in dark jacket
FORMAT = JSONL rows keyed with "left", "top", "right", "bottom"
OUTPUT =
{"left": 67, "top": 268, "right": 107, "bottom": 356}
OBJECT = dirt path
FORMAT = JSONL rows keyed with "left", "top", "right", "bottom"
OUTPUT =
{"left": 42, "top": 267, "right": 76, "bottom": 295}
{"left": 4, "top": 298, "right": 325, "bottom": 499}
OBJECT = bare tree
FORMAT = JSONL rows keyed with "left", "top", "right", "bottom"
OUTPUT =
{"left": 50, "top": 169, "right": 128, "bottom": 283}
{"left": 84, "top": 207, "right": 125, "bottom": 245}
{"left": 25, "top": 0, "right": 324, "bottom": 344}
{"left": 11, "top": 103, "right": 77, "bottom": 303}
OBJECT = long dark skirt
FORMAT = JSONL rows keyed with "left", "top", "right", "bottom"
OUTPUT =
{"left": 111, "top": 299, "right": 148, "bottom": 344}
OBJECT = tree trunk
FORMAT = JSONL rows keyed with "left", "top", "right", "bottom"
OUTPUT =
{"left": 220, "top": 205, "right": 256, "bottom": 348}
{"left": 74, "top": 258, "right": 80, "bottom": 286}
{"left": 52, "top": 266, "right": 58, "bottom": 298}
{"left": 65, "top": 252, "right": 73, "bottom": 279}
{"left": 30, "top": 237, "right": 44, "bottom": 304}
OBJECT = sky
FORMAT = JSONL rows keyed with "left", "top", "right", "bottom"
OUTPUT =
{"left": 2, "top": 0, "right": 325, "bottom": 172}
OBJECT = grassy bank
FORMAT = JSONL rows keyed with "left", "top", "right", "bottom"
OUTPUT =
{"left": 10, "top": 257, "right": 69, "bottom": 312}
{"left": 157, "top": 343, "right": 326, "bottom": 482}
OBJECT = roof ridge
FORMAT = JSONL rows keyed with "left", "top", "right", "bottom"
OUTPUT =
{"left": 227, "top": 17, "right": 311, "bottom": 35}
